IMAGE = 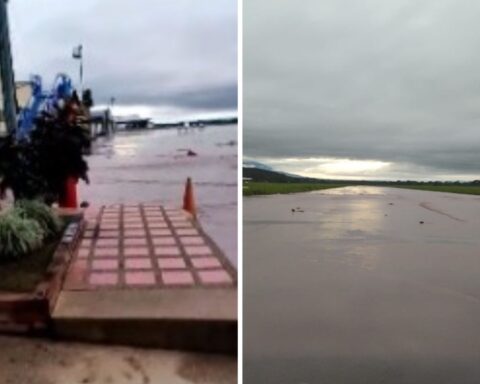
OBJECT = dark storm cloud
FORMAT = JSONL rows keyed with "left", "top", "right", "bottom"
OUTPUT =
{"left": 244, "top": 0, "right": 480, "bottom": 179}
{"left": 8, "top": 0, "right": 237, "bottom": 113}
{"left": 90, "top": 79, "right": 237, "bottom": 111}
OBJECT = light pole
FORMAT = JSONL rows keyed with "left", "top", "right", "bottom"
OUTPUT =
{"left": 109, "top": 97, "right": 116, "bottom": 133}
{"left": 0, "top": 0, "right": 17, "bottom": 136}
{"left": 72, "top": 44, "right": 83, "bottom": 95}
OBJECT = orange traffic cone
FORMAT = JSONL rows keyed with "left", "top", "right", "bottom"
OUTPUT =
{"left": 183, "top": 177, "right": 197, "bottom": 218}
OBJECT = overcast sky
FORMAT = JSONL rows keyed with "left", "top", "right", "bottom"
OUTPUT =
{"left": 245, "top": 0, "right": 480, "bottom": 181}
{"left": 8, "top": 0, "right": 237, "bottom": 122}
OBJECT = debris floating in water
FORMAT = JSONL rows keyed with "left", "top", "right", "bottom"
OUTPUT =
{"left": 216, "top": 140, "right": 237, "bottom": 147}
{"left": 176, "top": 148, "right": 198, "bottom": 157}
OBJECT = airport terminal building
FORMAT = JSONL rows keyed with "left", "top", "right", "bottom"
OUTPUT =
{"left": 0, "top": 0, "right": 16, "bottom": 136}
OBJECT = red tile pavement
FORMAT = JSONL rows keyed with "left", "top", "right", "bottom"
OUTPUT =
{"left": 154, "top": 246, "right": 182, "bottom": 256}
{"left": 99, "top": 230, "right": 121, "bottom": 238}
{"left": 149, "top": 229, "right": 173, "bottom": 236}
{"left": 123, "top": 218, "right": 143, "bottom": 223}
{"left": 80, "top": 239, "right": 92, "bottom": 248}
{"left": 184, "top": 245, "right": 213, "bottom": 256}
{"left": 92, "top": 259, "right": 119, "bottom": 270}
{"left": 152, "top": 237, "right": 176, "bottom": 246}
{"left": 147, "top": 222, "right": 168, "bottom": 229}
{"left": 124, "top": 223, "right": 144, "bottom": 229}
{"left": 96, "top": 239, "right": 120, "bottom": 247}
{"left": 180, "top": 236, "right": 206, "bottom": 245}
{"left": 198, "top": 270, "right": 233, "bottom": 284}
{"left": 89, "top": 272, "right": 119, "bottom": 286}
{"left": 124, "top": 229, "right": 147, "bottom": 237}
{"left": 162, "top": 271, "right": 195, "bottom": 286}
{"left": 125, "top": 271, "right": 156, "bottom": 285}
{"left": 93, "top": 248, "right": 119, "bottom": 257}
{"left": 63, "top": 204, "right": 236, "bottom": 290}
{"left": 158, "top": 257, "right": 187, "bottom": 269}
{"left": 176, "top": 228, "right": 199, "bottom": 236}
{"left": 125, "top": 258, "right": 152, "bottom": 270}
{"left": 147, "top": 215, "right": 165, "bottom": 223}
{"left": 124, "top": 238, "right": 148, "bottom": 246}
{"left": 172, "top": 222, "right": 194, "bottom": 228}
{"left": 78, "top": 249, "right": 90, "bottom": 258}
{"left": 124, "top": 247, "right": 149, "bottom": 257}
{"left": 191, "top": 257, "right": 222, "bottom": 269}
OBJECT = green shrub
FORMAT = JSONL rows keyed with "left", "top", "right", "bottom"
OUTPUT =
{"left": 15, "top": 200, "right": 61, "bottom": 237}
{"left": 0, "top": 211, "right": 44, "bottom": 260}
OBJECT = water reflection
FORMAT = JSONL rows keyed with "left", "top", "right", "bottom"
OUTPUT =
{"left": 316, "top": 185, "right": 389, "bottom": 196}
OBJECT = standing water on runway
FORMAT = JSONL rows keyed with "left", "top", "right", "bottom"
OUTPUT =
{"left": 245, "top": 187, "right": 480, "bottom": 383}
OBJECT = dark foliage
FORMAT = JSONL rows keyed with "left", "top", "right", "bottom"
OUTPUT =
{"left": 82, "top": 89, "right": 94, "bottom": 108}
{"left": 0, "top": 109, "right": 89, "bottom": 203}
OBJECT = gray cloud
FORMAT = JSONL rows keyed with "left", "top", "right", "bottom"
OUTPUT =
{"left": 244, "top": 0, "right": 480, "bottom": 180}
{"left": 8, "top": 0, "right": 237, "bottom": 115}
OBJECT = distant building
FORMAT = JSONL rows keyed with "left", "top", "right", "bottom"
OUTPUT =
{"left": 90, "top": 108, "right": 116, "bottom": 137}
{"left": 115, "top": 116, "right": 151, "bottom": 130}
{"left": 0, "top": 0, "right": 17, "bottom": 136}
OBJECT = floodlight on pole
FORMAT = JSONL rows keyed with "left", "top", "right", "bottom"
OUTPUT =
{"left": 72, "top": 44, "right": 83, "bottom": 95}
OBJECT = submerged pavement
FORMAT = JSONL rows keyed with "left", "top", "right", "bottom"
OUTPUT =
{"left": 245, "top": 186, "right": 480, "bottom": 383}
{"left": 79, "top": 125, "right": 237, "bottom": 266}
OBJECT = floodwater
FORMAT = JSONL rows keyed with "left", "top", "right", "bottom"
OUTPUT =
{"left": 79, "top": 125, "right": 237, "bottom": 265}
{"left": 244, "top": 186, "right": 480, "bottom": 383}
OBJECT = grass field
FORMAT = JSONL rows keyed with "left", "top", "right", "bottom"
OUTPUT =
{"left": 393, "top": 185, "right": 480, "bottom": 195}
{"left": 244, "top": 181, "right": 480, "bottom": 196}
{"left": 243, "top": 182, "right": 344, "bottom": 196}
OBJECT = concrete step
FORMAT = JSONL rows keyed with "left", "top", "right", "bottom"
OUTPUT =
{"left": 51, "top": 288, "right": 237, "bottom": 354}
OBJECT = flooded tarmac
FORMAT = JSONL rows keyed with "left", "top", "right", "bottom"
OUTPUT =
{"left": 244, "top": 186, "right": 480, "bottom": 383}
{"left": 80, "top": 125, "right": 237, "bottom": 265}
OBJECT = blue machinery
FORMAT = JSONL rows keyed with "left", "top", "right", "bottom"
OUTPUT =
{"left": 2, "top": 1, "right": 77, "bottom": 140}
{"left": 16, "top": 73, "right": 75, "bottom": 140}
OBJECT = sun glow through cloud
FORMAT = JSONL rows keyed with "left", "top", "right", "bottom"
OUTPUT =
{"left": 253, "top": 157, "right": 392, "bottom": 180}
{"left": 317, "top": 159, "right": 390, "bottom": 175}
{"left": 248, "top": 155, "right": 479, "bottom": 182}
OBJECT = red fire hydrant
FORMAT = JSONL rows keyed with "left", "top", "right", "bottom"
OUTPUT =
{"left": 59, "top": 176, "right": 78, "bottom": 208}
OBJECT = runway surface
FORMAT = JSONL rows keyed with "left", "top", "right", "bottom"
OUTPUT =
{"left": 245, "top": 186, "right": 480, "bottom": 383}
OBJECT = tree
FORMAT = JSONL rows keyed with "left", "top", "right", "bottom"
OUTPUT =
{"left": 0, "top": 96, "right": 89, "bottom": 203}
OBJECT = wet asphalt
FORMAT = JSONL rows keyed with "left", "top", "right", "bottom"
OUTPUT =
{"left": 244, "top": 186, "right": 480, "bottom": 383}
